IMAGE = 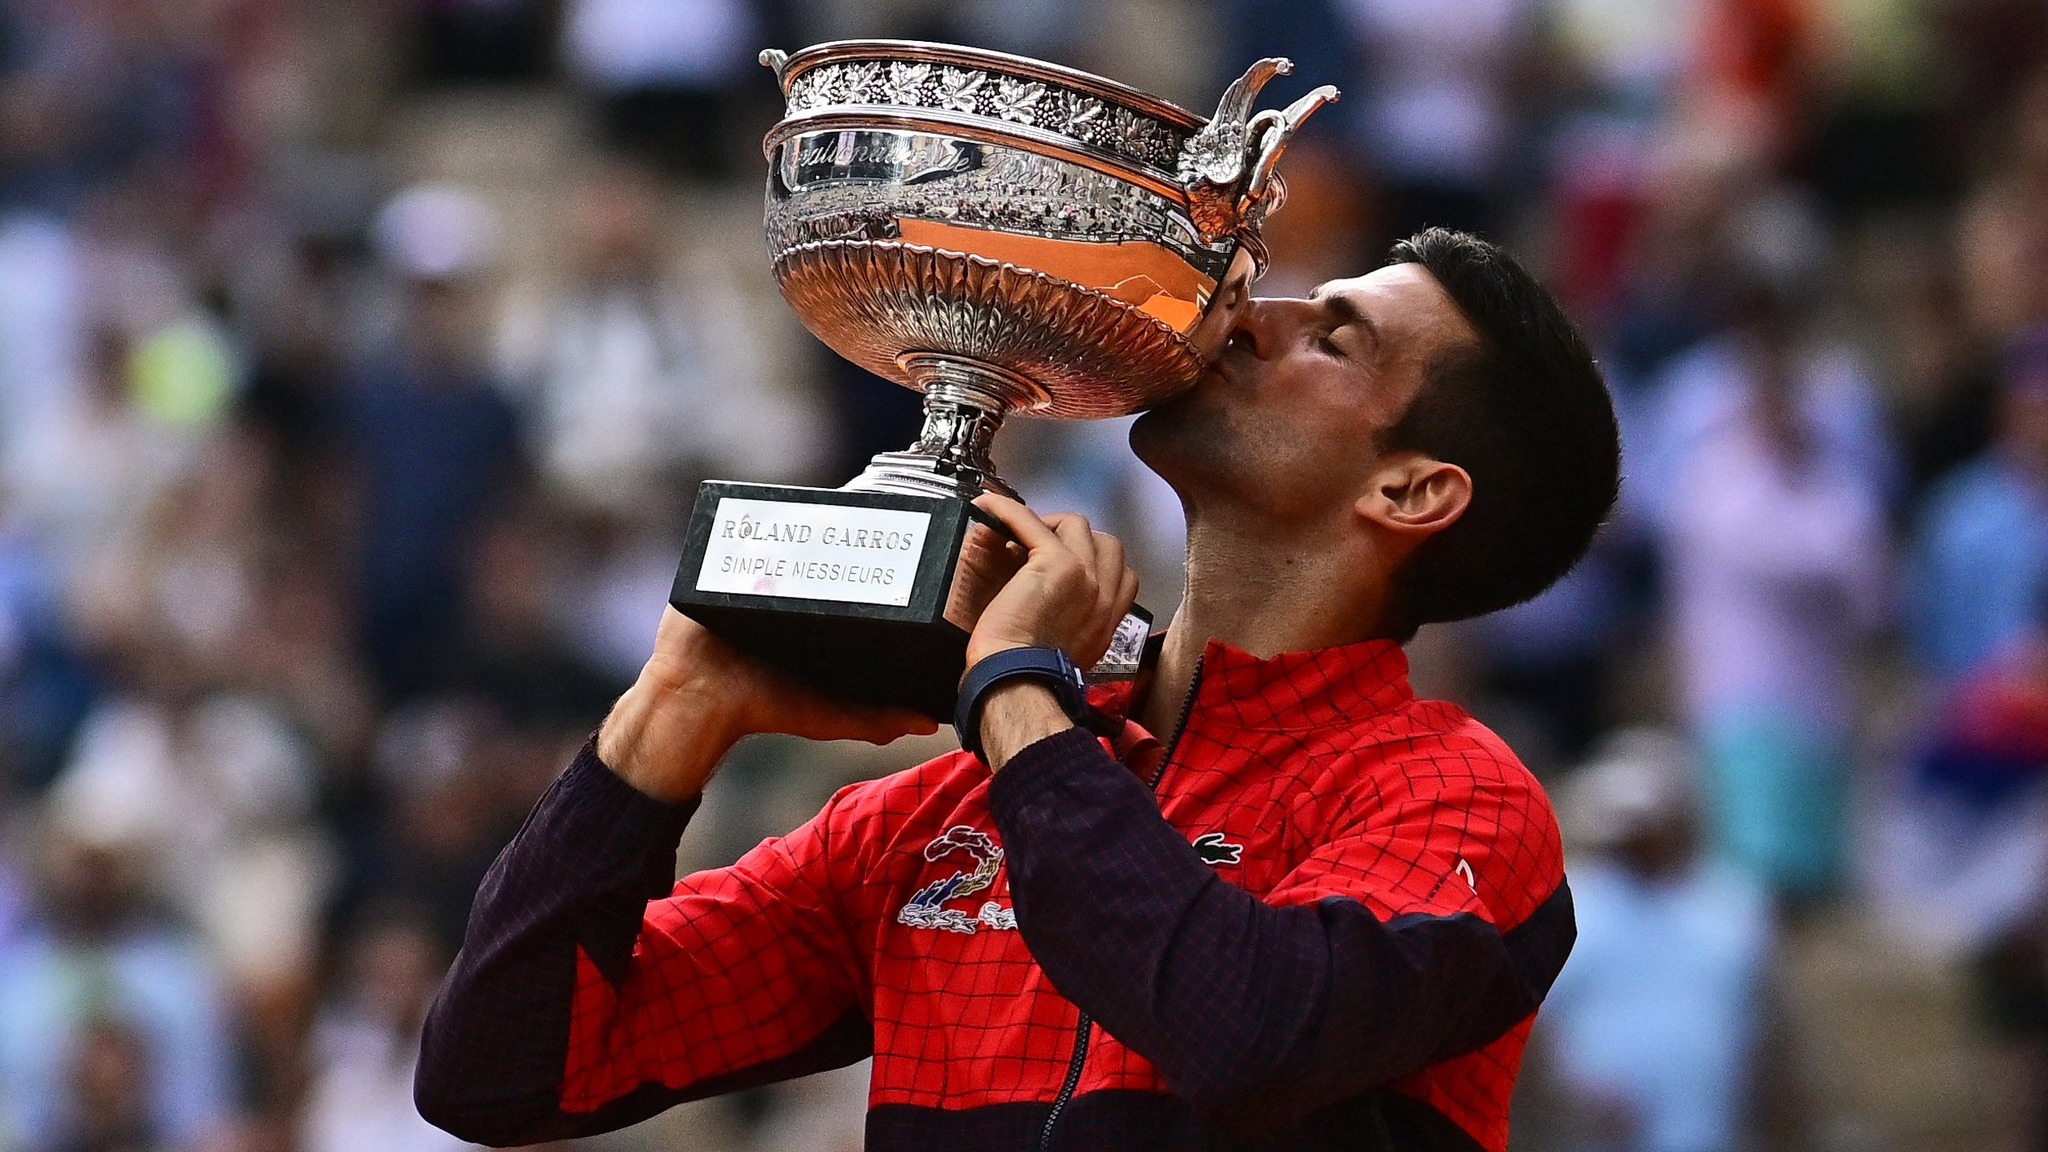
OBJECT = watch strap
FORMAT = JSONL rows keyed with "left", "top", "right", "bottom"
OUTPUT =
{"left": 955, "top": 647, "right": 1089, "bottom": 764}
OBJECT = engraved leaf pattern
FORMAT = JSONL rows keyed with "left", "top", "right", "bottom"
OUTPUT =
{"left": 939, "top": 68, "right": 984, "bottom": 113}
{"left": 789, "top": 72, "right": 824, "bottom": 111}
{"left": 886, "top": 62, "right": 931, "bottom": 105}
{"left": 1106, "top": 107, "right": 1149, "bottom": 159}
{"left": 812, "top": 67, "right": 843, "bottom": 104}
{"left": 844, "top": 62, "right": 883, "bottom": 101}
{"left": 1062, "top": 93, "right": 1105, "bottom": 137}
{"left": 993, "top": 77, "right": 1045, "bottom": 124}
{"left": 1121, "top": 112, "right": 1163, "bottom": 161}
{"left": 765, "top": 151, "right": 1180, "bottom": 254}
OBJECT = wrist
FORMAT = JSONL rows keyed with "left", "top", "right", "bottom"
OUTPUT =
{"left": 977, "top": 681, "right": 1074, "bottom": 770}
{"left": 597, "top": 667, "right": 742, "bottom": 802}
{"left": 956, "top": 646, "right": 1091, "bottom": 769}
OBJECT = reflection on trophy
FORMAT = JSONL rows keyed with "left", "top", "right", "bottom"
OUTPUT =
{"left": 669, "top": 40, "right": 1338, "bottom": 717}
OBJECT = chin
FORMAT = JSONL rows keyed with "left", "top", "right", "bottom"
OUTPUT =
{"left": 1128, "top": 404, "right": 1181, "bottom": 475}
{"left": 1130, "top": 397, "right": 1228, "bottom": 494}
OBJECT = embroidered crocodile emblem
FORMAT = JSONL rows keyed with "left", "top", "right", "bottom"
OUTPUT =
{"left": 1193, "top": 832, "right": 1244, "bottom": 866}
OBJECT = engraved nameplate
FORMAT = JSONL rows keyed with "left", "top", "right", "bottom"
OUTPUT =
{"left": 1092, "top": 611, "right": 1152, "bottom": 681}
{"left": 695, "top": 497, "right": 931, "bottom": 607}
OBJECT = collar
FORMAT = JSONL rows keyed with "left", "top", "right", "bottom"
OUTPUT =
{"left": 1089, "top": 634, "right": 1414, "bottom": 740}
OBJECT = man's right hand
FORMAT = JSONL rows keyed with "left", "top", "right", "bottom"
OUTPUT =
{"left": 597, "top": 608, "right": 938, "bottom": 802}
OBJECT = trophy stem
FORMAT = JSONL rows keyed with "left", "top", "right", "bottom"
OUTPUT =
{"left": 843, "top": 354, "right": 1048, "bottom": 501}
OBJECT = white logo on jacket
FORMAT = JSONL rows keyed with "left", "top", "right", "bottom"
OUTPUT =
{"left": 897, "top": 825, "right": 1018, "bottom": 934}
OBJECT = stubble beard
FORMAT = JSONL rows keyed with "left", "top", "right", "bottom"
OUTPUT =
{"left": 1131, "top": 393, "right": 1251, "bottom": 509}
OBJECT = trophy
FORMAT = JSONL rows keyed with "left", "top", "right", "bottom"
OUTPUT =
{"left": 670, "top": 40, "right": 1337, "bottom": 717}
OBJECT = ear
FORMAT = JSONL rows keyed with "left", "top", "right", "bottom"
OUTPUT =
{"left": 1355, "top": 453, "right": 1471, "bottom": 540}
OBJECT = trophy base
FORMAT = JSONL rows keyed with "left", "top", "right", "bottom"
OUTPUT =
{"left": 670, "top": 480, "right": 1149, "bottom": 720}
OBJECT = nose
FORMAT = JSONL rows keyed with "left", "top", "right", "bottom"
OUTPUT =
{"left": 1227, "top": 295, "right": 1315, "bottom": 359}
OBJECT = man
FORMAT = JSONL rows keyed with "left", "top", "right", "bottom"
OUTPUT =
{"left": 1909, "top": 326, "right": 2048, "bottom": 683}
{"left": 414, "top": 229, "right": 1621, "bottom": 1150}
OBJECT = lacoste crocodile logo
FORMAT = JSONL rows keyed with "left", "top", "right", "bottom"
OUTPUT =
{"left": 1193, "top": 832, "right": 1244, "bottom": 866}
{"left": 897, "top": 825, "right": 1017, "bottom": 934}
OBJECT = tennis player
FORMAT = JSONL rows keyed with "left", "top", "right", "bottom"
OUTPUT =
{"left": 416, "top": 228, "right": 1621, "bottom": 1151}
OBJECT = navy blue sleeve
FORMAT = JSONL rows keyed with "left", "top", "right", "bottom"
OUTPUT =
{"left": 985, "top": 728, "right": 1575, "bottom": 1127}
{"left": 413, "top": 743, "right": 873, "bottom": 1145}
{"left": 414, "top": 744, "right": 692, "bottom": 1143}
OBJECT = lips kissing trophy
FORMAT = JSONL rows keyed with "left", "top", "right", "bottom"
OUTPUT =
{"left": 669, "top": 40, "right": 1338, "bottom": 718}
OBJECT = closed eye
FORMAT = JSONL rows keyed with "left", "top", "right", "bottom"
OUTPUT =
{"left": 1307, "top": 288, "right": 1377, "bottom": 362}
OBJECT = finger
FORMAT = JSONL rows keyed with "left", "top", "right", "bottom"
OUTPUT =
{"left": 1085, "top": 531, "right": 1124, "bottom": 637}
{"left": 972, "top": 493, "right": 1064, "bottom": 554}
{"left": 1047, "top": 512, "right": 1098, "bottom": 571}
{"left": 962, "top": 517, "right": 1024, "bottom": 560}
{"left": 651, "top": 604, "right": 703, "bottom": 650}
{"left": 1116, "top": 566, "right": 1141, "bottom": 615}
{"left": 1085, "top": 581, "right": 1138, "bottom": 664}
{"left": 808, "top": 708, "right": 938, "bottom": 746}
{"left": 760, "top": 670, "right": 940, "bottom": 744}
{"left": 1092, "top": 531, "right": 1126, "bottom": 592}
{"left": 851, "top": 709, "right": 941, "bottom": 745}
{"left": 1086, "top": 564, "right": 1143, "bottom": 665}
{"left": 957, "top": 520, "right": 1026, "bottom": 584}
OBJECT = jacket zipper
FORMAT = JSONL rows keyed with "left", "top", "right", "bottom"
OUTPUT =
{"left": 1037, "top": 1016, "right": 1092, "bottom": 1152}
{"left": 1037, "top": 655, "right": 1205, "bottom": 1151}
{"left": 1148, "top": 654, "right": 1203, "bottom": 790}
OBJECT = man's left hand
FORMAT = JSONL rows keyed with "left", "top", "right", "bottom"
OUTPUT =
{"left": 964, "top": 494, "right": 1142, "bottom": 669}
{"left": 960, "top": 495, "right": 1139, "bottom": 769}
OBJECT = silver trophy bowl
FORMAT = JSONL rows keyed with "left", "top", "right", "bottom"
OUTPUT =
{"left": 759, "top": 41, "right": 1338, "bottom": 499}
{"left": 667, "top": 43, "right": 1337, "bottom": 713}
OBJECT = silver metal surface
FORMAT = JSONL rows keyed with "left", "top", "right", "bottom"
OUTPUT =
{"left": 758, "top": 39, "right": 1338, "bottom": 499}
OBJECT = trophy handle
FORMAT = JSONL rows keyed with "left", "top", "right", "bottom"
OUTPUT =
{"left": 1179, "top": 60, "right": 1341, "bottom": 245}
{"left": 1238, "top": 86, "right": 1340, "bottom": 221}
{"left": 1201, "top": 57, "right": 1292, "bottom": 170}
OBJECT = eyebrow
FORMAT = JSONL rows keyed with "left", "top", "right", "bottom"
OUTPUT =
{"left": 1308, "top": 286, "right": 1380, "bottom": 349}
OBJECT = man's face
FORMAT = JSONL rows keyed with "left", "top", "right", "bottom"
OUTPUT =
{"left": 1131, "top": 262, "right": 1479, "bottom": 523}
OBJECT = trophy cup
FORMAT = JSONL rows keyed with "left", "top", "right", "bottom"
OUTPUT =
{"left": 669, "top": 40, "right": 1337, "bottom": 717}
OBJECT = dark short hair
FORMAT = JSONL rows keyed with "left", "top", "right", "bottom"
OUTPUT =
{"left": 1380, "top": 228, "right": 1620, "bottom": 637}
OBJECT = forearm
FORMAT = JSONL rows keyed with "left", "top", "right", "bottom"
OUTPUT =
{"left": 415, "top": 743, "right": 698, "bottom": 1144}
{"left": 987, "top": 730, "right": 1566, "bottom": 1123}
{"left": 416, "top": 608, "right": 922, "bottom": 1144}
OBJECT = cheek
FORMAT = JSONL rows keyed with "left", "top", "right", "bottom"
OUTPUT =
{"left": 1133, "top": 387, "right": 1368, "bottom": 513}
{"left": 1213, "top": 419, "right": 1349, "bottom": 512}
{"left": 1248, "top": 404, "right": 1357, "bottom": 470}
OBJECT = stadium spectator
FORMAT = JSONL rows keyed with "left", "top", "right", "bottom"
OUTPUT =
{"left": 0, "top": 806, "right": 236, "bottom": 1152}
{"left": 345, "top": 183, "right": 524, "bottom": 703}
{"left": 1910, "top": 327, "right": 2048, "bottom": 683}
{"left": 1643, "top": 271, "right": 1893, "bottom": 903}
{"left": 1539, "top": 728, "right": 1781, "bottom": 1152}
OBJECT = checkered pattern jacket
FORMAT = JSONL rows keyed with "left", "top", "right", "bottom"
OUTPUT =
{"left": 416, "top": 638, "right": 1575, "bottom": 1150}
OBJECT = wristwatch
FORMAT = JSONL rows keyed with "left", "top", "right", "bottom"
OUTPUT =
{"left": 955, "top": 646, "right": 1092, "bottom": 764}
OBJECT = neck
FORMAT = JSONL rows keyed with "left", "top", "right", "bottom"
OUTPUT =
{"left": 1132, "top": 512, "right": 1394, "bottom": 738}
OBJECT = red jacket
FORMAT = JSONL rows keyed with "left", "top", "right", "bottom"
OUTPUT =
{"left": 417, "top": 638, "right": 1574, "bottom": 1150}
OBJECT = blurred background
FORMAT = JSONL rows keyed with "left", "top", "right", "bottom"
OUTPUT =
{"left": 0, "top": 0, "right": 2041, "bottom": 1150}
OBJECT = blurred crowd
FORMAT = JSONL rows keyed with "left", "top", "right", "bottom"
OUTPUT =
{"left": 0, "top": 1, "right": 2044, "bottom": 1151}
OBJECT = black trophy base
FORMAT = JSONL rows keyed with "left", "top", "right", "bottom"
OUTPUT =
{"left": 669, "top": 480, "right": 985, "bottom": 719}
